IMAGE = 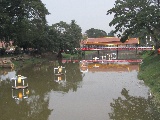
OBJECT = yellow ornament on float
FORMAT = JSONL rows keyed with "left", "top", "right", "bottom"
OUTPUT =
{"left": 18, "top": 75, "right": 22, "bottom": 84}
{"left": 18, "top": 92, "right": 23, "bottom": 99}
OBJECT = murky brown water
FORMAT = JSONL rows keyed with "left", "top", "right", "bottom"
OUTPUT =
{"left": 0, "top": 60, "right": 160, "bottom": 120}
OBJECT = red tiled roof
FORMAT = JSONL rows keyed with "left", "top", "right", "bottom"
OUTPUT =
{"left": 0, "top": 41, "right": 13, "bottom": 48}
{"left": 81, "top": 37, "right": 138, "bottom": 45}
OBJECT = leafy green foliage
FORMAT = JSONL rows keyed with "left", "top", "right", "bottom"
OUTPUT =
{"left": 107, "top": 0, "right": 160, "bottom": 46}
{"left": 107, "top": 30, "right": 115, "bottom": 37}
{"left": 138, "top": 54, "right": 160, "bottom": 103}
{"left": 85, "top": 28, "right": 107, "bottom": 38}
{"left": 0, "top": 0, "right": 49, "bottom": 51}
{"left": 49, "top": 20, "right": 82, "bottom": 53}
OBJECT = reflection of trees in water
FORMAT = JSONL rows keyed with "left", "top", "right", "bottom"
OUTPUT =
{"left": 1, "top": 61, "right": 57, "bottom": 119}
{"left": 17, "top": 62, "right": 82, "bottom": 93}
{"left": 0, "top": 62, "right": 83, "bottom": 119}
{"left": 65, "top": 62, "right": 83, "bottom": 91}
{"left": 109, "top": 88, "right": 160, "bottom": 120}
{"left": 53, "top": 62, "right": 83, "bottom": 92}
{"left": 0, "top": 80, "right": 52, "bottom": 120}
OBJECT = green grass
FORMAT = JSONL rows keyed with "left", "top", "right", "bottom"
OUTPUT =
{"left": 12, "top": 57, "right": 46, "bottom": 68}
{"left": 62, "top": 53, "right": 76, "bottom": 58}
{"left": 62, "top": 51, "right": 96, "bottom": 59}
{"left": 62, "top": 53, "right": 82, "bottom": 59}
{"left": 84, "top": 51, "right": 96, "bottom": 55}
{"left": 138, "top": 52, "right": 160, "bottom": 105}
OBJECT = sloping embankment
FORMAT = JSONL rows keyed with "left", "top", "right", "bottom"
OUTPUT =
{"left": 138, "top": 54, "right": 160, "bottom": 105}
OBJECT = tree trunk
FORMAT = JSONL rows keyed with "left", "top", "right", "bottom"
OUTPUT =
{"left": 57, "top": 51, "right": 62, "bottom": 59}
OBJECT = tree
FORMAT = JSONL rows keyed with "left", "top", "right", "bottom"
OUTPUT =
{"left": 68, "top": 20, "right": 82, "bottom": 50}
{"left": 49, "top": 20, "right": 82, "bottom": 58}
{"left": 109, "top": 88, "right": 160, "bottom": 120}
{"left": 107, "top": 30, "right": 115, "bottom": 37}
{"left": 107, "top": 0, "right": 160, "bottom": 49}
{"left": 0, "top": 0, "right": 49, "bottom": 51}
{"left": 85, "top": 28, "right": 107, "bottom": 38}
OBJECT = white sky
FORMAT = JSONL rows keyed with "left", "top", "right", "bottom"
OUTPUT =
{"left": 41, "top": 0, "right": 116, "bottom": 34}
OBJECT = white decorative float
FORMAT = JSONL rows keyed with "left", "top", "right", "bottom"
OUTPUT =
{"left": 11, "top": 75, "right": 28, "bottom": 89}
{"left": 11, "top": 75, "right": 29, "bottom": 100}
{"left": 54, "top": 66, "right": 66, "bottom": 83}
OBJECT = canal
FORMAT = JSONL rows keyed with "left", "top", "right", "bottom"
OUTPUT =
{"left": 0, "top": 56, "right": 160, "bottom": 120}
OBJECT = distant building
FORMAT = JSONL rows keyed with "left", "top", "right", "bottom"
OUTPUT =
{"left": 81, "top": 37, "right": 139, "bottom": 47}
{"left": 0, "top": 41, "right": 15, "bottom": 52}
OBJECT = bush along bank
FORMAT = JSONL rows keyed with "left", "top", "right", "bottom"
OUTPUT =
{"left": 138, "top": 51, "right": 160, "bottom": 108}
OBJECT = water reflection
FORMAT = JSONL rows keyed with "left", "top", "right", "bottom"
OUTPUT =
{"left": 87, "top": 63, "right": 139, "bottom": 72}
{"left": 54, "top": 66, "right": 66, "bottom": 84}
{"left": 0, "top": 80, "right": 52, "bottom": 120}
{"left": 12, "top": 88, "right": 29, "bottom": 101}
{"left": 11, "top": 75, "right": 28, "bottom": 89}
{"left": 0, "top": 68, "right": 16, "bottom": 80}
{"left": 109, "top": 88, "right": 160, "bottom": 120}
{"left": 79, "top": 60, "right": 88, "bottom": 73}
{"left": 0, "top": 61, "right": 160, "bottom": 120}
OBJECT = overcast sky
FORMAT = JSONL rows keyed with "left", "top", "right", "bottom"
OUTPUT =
{"left": 41, "top": 0, "right": 116, "bottom": 34}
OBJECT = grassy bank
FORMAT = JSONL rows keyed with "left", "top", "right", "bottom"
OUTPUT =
{"left": 138, "top": 51, "right": 160, "bottom": 105}
{"left": 62, "top": 51, "right": 96, "bottom": 59}
{"left": 11, "top": 53, "right": 56, "bottom": 68}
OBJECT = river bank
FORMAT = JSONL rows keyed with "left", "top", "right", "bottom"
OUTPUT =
{"left": 138, "top": 51, "right": 160, "bottom": 107}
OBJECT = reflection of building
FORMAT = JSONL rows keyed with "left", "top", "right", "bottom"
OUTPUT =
{"left": 54, "top": 66, "right": 66, "bottom": 83}
{"left": 12, "top": 88, "right": 29, "bottom": 100}
{"left": 11, "top": 75, "right": 29, "bottom": 101}
{"left": 87, "top": 63, "right": 139, "bottom": 72}
{"left": 79, "top": 60, "right": 88, "bottom": 73}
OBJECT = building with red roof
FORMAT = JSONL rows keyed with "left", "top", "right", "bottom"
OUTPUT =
{"left": 81, "top": 37, "right": 139, "bottom": 47}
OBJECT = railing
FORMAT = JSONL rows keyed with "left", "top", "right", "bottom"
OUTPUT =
{"left": 81, "top": 47, "right": 154, "bottom": 51}
{"left": 61, "top": 59, "right": 142, "bottom": 63}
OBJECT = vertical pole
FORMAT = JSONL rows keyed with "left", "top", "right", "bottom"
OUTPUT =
{"left": 97, "top": 50, "right": 99, "bottom": 58}
{"left": 15, "top": 79, "right": 16, "bottom": 87}
{"left": 116, "top": 45, "right": 118, "bottom": 59}
{"left": 136, "top": 44, "right": 138, "bottom": 54}
{"left": 12, "top": 89, "right": 13, "bottom": 98}
{"left": 23, "top": 89, "right": 24, "bottom": 96}
{"left": 23, "top": 79, "right": 24, "bottom": 86}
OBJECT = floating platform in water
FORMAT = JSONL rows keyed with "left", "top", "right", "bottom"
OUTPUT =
{"left": 11, "top": 75, "right": 28, "bottom": 89}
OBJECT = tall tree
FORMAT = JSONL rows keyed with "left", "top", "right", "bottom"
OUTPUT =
{"left": 107, "top": 0, "right": 160, "bottom": 49}
{"left": 68, "top": 20, "right": 82, "bottom": 50}
{"left": 0, "top": 0, "right": 49, "bottom": 51}
{"left": 50, "top": 20, "right": 82, "bottom": 58}
{"left": 85, "top": 28, "right": 107, "bottom": 38}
